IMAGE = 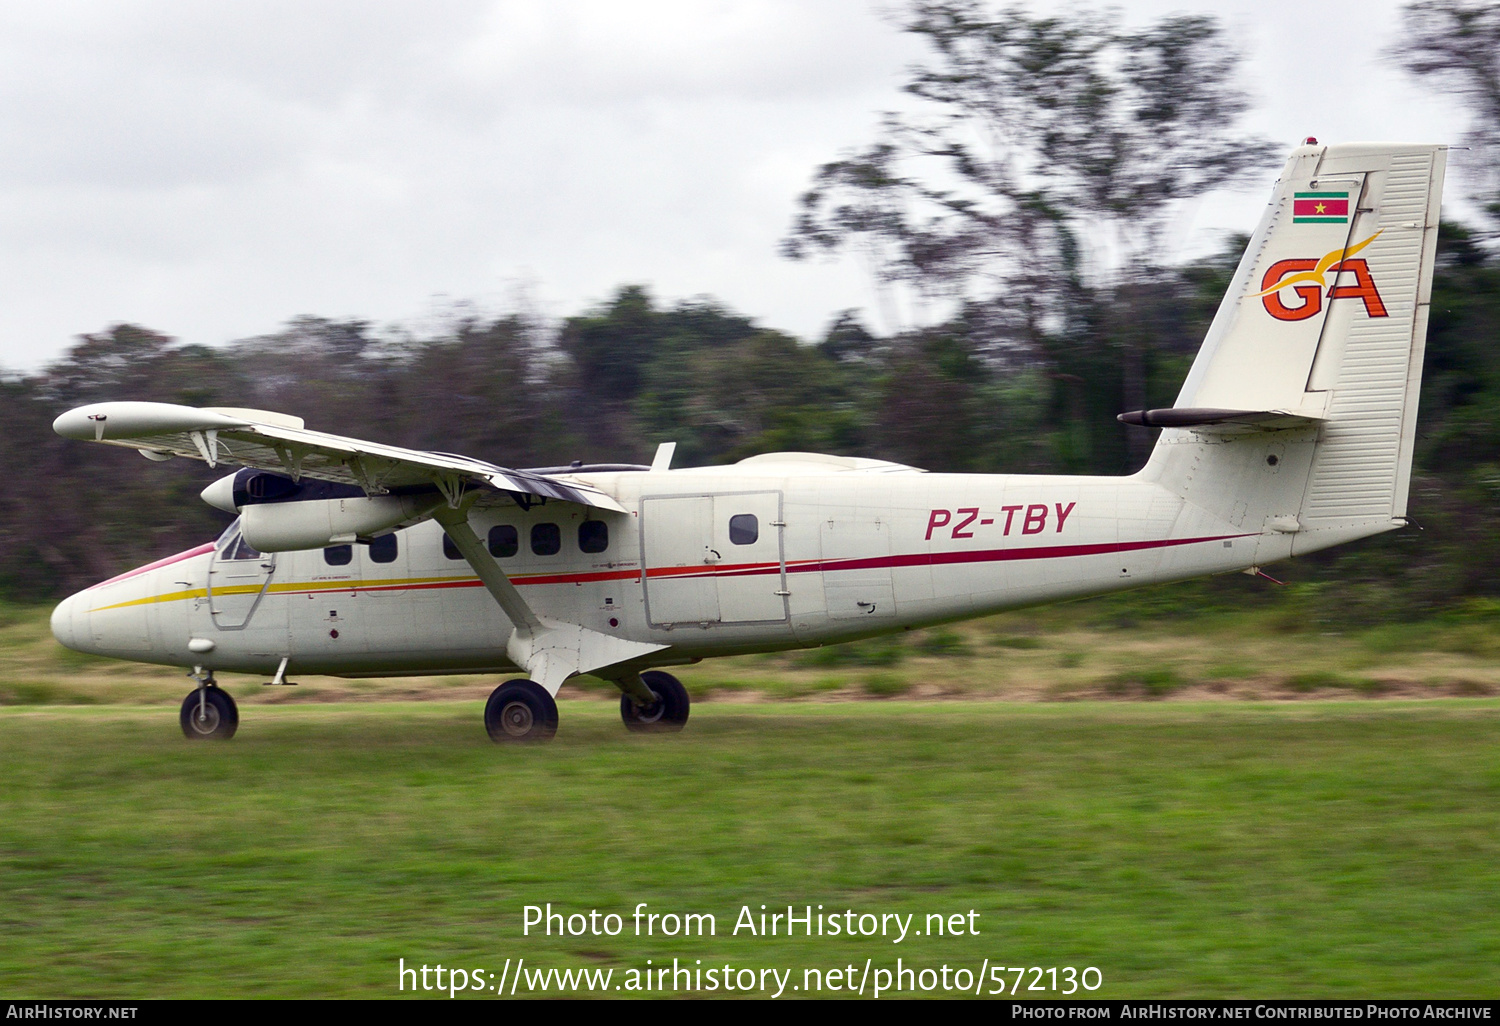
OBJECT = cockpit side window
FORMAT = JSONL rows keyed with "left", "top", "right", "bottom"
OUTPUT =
{"left": 229, "top": 534, "right": 263, "bottom": 561}
{"left": 216, "top": 521, "right": 262, "bottom": 561}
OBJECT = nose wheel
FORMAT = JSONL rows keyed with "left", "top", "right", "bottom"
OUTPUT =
{"left": 620, "top": 670, "right": 690, "bottom": 733}
{"left": 179, "top": 685, "right": 239, "bottom": 740}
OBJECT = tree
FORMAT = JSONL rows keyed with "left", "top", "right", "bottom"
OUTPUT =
{"left": 2, "top": 326, "right": 247, "bottom": 597}
{"left": 558, "top": 285, "right": 661, "bottom": 408}
{"left": 1391, "top": 0, "right": 1500, "bottom": 231}
{"left": 396, "top": 315, "right": 576, "bottom": 468}
{"left": 638, "top": 329, "right": 866, "bottom": 466}
{"left": 783, "top": 1, "right": 1274, "bottom": 464}
{"left": 229, "top": 316, "right": 394, "bottom": 436}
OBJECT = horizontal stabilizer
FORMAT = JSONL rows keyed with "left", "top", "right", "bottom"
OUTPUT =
{"left": 1118, "top": 408, "right": 1323, "bottom": 430}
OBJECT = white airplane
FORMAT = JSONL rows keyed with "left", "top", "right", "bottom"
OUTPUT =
{"left": 51, "top": 141, "right": 1446, "bottom": 743}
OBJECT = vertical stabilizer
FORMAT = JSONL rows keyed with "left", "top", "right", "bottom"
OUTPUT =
{"left": 1150, "top": 142, "right": 1446, "bottom": 556}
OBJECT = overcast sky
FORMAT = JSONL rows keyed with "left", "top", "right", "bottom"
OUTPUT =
{"left": 0, "top": 0, "right": 1475, "bottom": 372}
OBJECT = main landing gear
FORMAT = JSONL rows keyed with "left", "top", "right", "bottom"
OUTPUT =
{"left": 481, "top": 670, "right": 691, "bottom": 743}
{"left": 620, "top": 670, "right": 690, "bottom": 734}
{"left": 179, "top": 672, "right": 239, "bottom": 740}
{"left": 485, "top": 679, "right": 559, "bottom": 743}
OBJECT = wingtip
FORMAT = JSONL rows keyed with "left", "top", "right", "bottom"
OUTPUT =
{"left": 53, "top": 401, "right": 250, "bottom": 441}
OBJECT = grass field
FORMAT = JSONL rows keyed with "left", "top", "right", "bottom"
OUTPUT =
{"left": 4, "top": 589, "right": 1500, "bottom": 998}
{"left": 2, "top": 700, "right": 1498, "bottom": 998}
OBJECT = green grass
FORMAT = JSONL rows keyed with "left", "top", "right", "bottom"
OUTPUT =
{"left": 6, "top": 591, "right": 1500, "bottom": 997}
{"left": 1109, "top": 665, "right": 1184, "bottom": 697}
{"left": 1, "top": 701, "right": 1498, "bottom": 998}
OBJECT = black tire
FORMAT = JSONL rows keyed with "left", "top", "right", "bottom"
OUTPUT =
{"left": 179, "top": 686, "right": 238, "bottom": 740}
{"left": 620, "top": 670, "right": 690, "bottom": 733}
{"left": 485, "top": 680, "right": 558, "bottom": 743}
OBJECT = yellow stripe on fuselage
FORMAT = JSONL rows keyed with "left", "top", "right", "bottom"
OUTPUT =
{"left": 89, "top": 574, "right": 486, "bottom": 613}
{"left": 87, "top": 556, "right": 662, "bottom": 614}
{"left": 91, "top": 587, "right": 208, "bottom": 612}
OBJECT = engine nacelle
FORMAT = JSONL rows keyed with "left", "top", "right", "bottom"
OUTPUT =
{"left": 241, "top": 492, "right": 443, "bottom": 551}
{"left": 209, "top": 470, "right": 444, "bottom": 552}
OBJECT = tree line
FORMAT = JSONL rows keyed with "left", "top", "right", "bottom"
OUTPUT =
{"left": 1, "top": 224, "right": 1496, "bottom": 615}
{"left": 1, "top": 0, "right": 1497, "bottom": 620}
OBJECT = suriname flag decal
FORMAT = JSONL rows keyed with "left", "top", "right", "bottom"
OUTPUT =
{"left": 1293, "top": 191, "right": 1350, "bottom": 224}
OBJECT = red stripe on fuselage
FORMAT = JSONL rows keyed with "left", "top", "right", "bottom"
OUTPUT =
{"left": 263, "top": 532, "right": 1251, "bottom": 599}
{"left": 632, "top": 533, "right": 1252, "bottom": 582}
{"left": 86, "top": 542, "right": 216, "bottom": 590}
{"left": 792, "top": 533, "right": 1252, "bottom": 575}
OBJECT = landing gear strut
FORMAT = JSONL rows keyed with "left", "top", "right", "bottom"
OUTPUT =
{"left": 485, "top": 679, "right": 559, "bottom": 743}
{"left": 180, "top": 672, "right": 238, "bottom": 740}
{"left": 620, "top": 670, "right": 690, "bottom": 733}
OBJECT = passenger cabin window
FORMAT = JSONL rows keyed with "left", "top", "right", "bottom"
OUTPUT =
{"left": 489, "top": 525, "right": 518, "bottom": 558}
{"left": 531, "top": 523, "right": 560, "bottom": 556}
{"left": 324, "top": 545, "right": 353, "bottom": 566}
{"left": 368, "top": 533, "right": 398, "bottom": 564}
{"left": 578, "top": 520, "right": 608, "bottom": 554}
{"left": 443, "top": 534, "right": 462, "bottom": 560}
{"left": 729, "top": 514, "right": 759, "bottom": 545}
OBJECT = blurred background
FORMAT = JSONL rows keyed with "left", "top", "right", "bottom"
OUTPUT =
{"left": 0, "top": 0, "right": 1497, "bottom": 629}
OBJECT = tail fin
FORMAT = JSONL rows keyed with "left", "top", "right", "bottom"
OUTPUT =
{"left": 1143, "top": 142, "right": 1446, "bottom": 556}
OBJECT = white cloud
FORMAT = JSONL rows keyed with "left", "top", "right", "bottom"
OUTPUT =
{"left": 0, "top": 0, "right": 1476, "bottom": 372}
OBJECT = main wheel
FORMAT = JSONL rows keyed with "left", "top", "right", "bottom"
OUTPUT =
{"left": 620, "top": 670, "right": 690, "bottom": 733}
{"left": 485, "top": 680, "right": 558, "bottom": 743}
{"left": 179, "top": 687, "right": 238, "bottom": 740}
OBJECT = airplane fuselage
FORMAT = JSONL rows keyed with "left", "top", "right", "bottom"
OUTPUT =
{"left": 52, "top": 454, "right": 1298, "bottom": 679}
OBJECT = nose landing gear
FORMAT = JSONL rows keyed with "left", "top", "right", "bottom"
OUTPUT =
{"left": 180, "top": 669, "right": 238, "bottom": 740}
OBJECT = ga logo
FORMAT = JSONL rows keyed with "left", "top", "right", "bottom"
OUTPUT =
{"left": 1254, "top": 230, "right": 1389, "bottom": 321}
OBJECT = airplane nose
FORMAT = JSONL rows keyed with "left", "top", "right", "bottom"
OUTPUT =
{"left": 50, "top": 591, "right": 85, "bottom": 652}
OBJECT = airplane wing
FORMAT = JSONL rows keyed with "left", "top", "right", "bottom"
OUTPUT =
{"left": 52, "top": 400, "right": 628, "bottom": 513}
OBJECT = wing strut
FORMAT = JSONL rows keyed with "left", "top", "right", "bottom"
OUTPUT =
{"left": 434, "top": 508, "right": 542, "bottom": 631}
{"left": 434, "top": 507, "right": 668, "bottom": 696}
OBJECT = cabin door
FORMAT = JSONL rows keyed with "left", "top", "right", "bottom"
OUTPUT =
{"left": 820, "top": 512, "right": 897, "bottom": 621}
{"left": 709, "top": 491, "right": 788, "bottom": 624}
{"left": 642, "top": 495, "right": 719, "bottom": 627}
{"left": 208, "top": 527, "right": 277, "bottom": 630}
{"left": 642, "top": 492, "right": 788, "bottom": 627}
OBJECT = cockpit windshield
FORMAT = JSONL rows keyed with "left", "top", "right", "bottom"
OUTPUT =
{"left": 215, "top": 518, "right": 263, "bottom": 561}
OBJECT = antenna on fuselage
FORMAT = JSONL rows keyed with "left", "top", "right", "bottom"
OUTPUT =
{"left": 651, "top": 442, "right": 677, "bottom": 472}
